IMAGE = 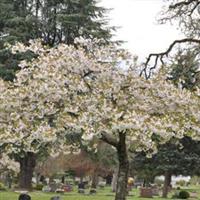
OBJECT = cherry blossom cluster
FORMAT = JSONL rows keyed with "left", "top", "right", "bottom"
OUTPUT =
{"left": 0, "top": 153, "right": 19, "bottom": 173}
{"left": 0, "top": 39, "right": 199, "bottom": 160}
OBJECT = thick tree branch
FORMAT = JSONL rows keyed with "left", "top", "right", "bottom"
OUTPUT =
{"left": 140, "top": 38, "right": 200, "bottom": 79}
{"left": 100, "top": 131, "right": 118, "bottom": 148}
{"left": 189, "top": 1, "right": 200, "bottom": 16}
{"left": 169, "top": 0, "right": 199, "bottom": 9}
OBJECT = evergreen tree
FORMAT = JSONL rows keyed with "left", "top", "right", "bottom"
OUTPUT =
{"left": 131, "top": 137, "right": 200, "bottom": 197}
{"left": 168, "top": 50, "right": 200, "bottom": 91}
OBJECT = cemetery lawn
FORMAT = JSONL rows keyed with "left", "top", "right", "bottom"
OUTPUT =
{"left": 1, "top": 186, "right": 200, "bottom": 200}
{"left": 0, "top": 191, "right": 167, "bottom": 200}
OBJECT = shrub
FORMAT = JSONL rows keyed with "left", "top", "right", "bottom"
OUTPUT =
{"left": 0, "top": 182, "right": 7, "bottom": 191}
{"left": 34, "top": 183, "right": 44, "bottom": 190}
{"left": 172, "top": 192, "right": 179, "bottom": 199}
{"left": 190, "top": 176, "right": 200, "bottom": 185}
{"left": 176, "top": 180, "right": 186, "bottom": 186}
{"left": 178, "top": 190, "right": 190, "bottom": 199}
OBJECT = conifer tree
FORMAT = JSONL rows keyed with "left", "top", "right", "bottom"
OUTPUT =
{"left": 0, "top": 0, "right": 115, "bottom": 80}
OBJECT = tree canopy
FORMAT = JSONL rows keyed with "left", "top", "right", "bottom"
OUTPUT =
{"left": 1, "top": 39, "right": 200, "bottom": 199}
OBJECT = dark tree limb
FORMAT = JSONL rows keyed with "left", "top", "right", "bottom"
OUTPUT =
{"left": 189, "top": 1, "right": 200, "bottom": 15}
{"left": 169, "top": 0, "right": 199, "bottom": 9}
{"left": 140, "top": 38, "right": 200, "bottom": 79}
{"left": 160, "top": 0, "right": 200, "bottom": 27}
{"left": 100, "top": 131, "right": 118, "bottom": 147}
{"left": 171, "top": 0, "right": 200, "bottom": 18}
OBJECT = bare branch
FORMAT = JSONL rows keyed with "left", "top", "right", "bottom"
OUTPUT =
{"left": 160, "top": 0, "right": 200, "bottom": 28}
{"left": 140, "top": 38, "right": 200, "bottom": 79}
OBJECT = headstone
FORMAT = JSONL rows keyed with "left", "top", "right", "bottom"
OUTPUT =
{"left": 78, "top": 189, "right": 85, "bottom": 193}
{"left": 190, "top": 192, "right": 198, "bottom": 198}
{"left": 50, "top": 196, "right": 61, "bottom": 200}
{"left": 78, "top": 182, "right": 85, "bottom": 189}
{"left": 49, "top": 183, "right": 58, "bottom": 192}
{"left": 55, "top": 188, "right": 64, "bottom": 193}
{"left": 151, "top": 186, "right": 160, "bottom": 196}
{"left": 98, "top": 181, "right": 106, "bottom": 188}
{"left": 111, "top": 170, "right": 118, "bottom": 192}
{"left": 62, "top": 184, "right": 72, "bottom": 192}
{"left": 18, "top": 194, "right": 31, "bottom": 200}
{"left": 140, "top": 187, "right": 153, "bottom": 198}
{"left": 42, "top": 185, "right": 51, "bottom": 192}
{"left": 78, "top": 182, "right": 85, "bottom": 193}
{"left": 89, "top": 188, "right": 96, "bottom": 194}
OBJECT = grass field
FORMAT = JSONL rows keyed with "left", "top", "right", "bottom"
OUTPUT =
{"left": 1, "top": 186, "right": 200, "bottom": 200}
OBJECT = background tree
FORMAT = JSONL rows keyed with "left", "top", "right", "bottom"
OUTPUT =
{"left": 138, "top": 4, "right": 200, "bottom": 197}
{"left": 131, "top": 136, "right": 200, "bottom": 198}
{"left": 141, "top": 0, "right": 200, "bottom": 79}
{"left": 0, "top": 0, "right": 116, "bottom": 80}
{"left": 0, "top": 0, "right": 38, "bottom": 81}
{"left": 35, "top": 142, "right": 117, "bottom": 188}
{"left": 146, "top": 6, "right": 200, "bottom": 193}
{"left": 168, "top": 50, "right": 200, "bottom": 90}
{"left": 0, "top": 0, "right": 114, "bottom": 45}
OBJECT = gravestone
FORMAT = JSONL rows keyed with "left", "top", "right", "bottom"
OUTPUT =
{"left": 140, "top": 187, "right": 153, "bottom": 198}
{"left": 50, "top": 196, "right": 61, "bottom": 200}
{"left": 89, "top": 188, "right": 97, "bottom": 194}
{"left": 78, "top": 182, "right": 85, "bottom": 193}
{"left": 78, "top": 189, "right": 85, "bottom": 194}
{"left": 18, "top": 194, "right": 31, "bottom": 200}
{"left": 55, "top": 188, "right": 64, "bottom": 193}
{"left": 42, "top": 185, "right": 51, "bottom": 192}
{"left": 49, "top": 183, "right": 59, "bottom": 192}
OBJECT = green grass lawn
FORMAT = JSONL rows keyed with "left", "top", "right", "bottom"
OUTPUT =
{"left": 1, "top": 186, "right": 200, "bottom": 200}
{"left": 0, "top": 191, "right": 166, "bottom": 200}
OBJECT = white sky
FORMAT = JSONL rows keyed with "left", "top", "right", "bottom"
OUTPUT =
{"left": 100, "top": 0, "right": 182, "bottom": 60}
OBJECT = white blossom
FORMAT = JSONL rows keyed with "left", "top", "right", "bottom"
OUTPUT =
{"left": 0, "top": 39, "right": 200, "bottom": 158}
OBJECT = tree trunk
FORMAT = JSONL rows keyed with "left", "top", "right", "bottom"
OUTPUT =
{"left": 35, "top": 173, "right": 40, "bottom": 185}
{"left": 61, "top": 175, "right": 65, "bottom": 184}
{"left": 143, "top": 180, "right": 146, "bottom": 187}
{"left": 162, "top": 171, "right": 172, "bottom": 198}
{"left": 115, "top": 133, "right": 129, "bottom": 200}
{"left": 6, "top": 172, "right": 12, "bottom": 189}
{"left": 91, "top": 171, "right": 99, "bottom": 188}
{"left": 105, "top": 175, "right": 112, "bottom": 185}
{"left": 18, "top": 152, "right": 36, "bottom": 190}
{"left": 112, "top": 168, "right": 118, "bottom": 192}
{"left": 80, "top": 175, "right": 84, "bottom": 184}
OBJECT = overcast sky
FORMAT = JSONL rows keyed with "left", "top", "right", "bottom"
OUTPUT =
{"left": 100, "top": 0, "right": 182, "bottom": 60}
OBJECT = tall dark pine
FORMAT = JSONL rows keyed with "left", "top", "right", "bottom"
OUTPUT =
{"left": 37, "top": 0, "right": 115, "bottom": 46}
{"left": 0, "top": 0, "right": 38, "bottom": 81}
{"left": 0, "top": 0, "right": 115, "bottom": 80}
